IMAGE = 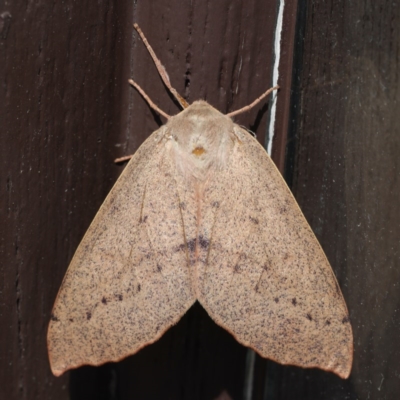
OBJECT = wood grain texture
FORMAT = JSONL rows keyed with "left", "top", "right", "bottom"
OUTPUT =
{"left": 271, "top": 0, "right": 400, "bottom": 399}
{"left": 0, "top": 0, "right": 318, "bottom": 399}
{"left": 1, "top": 1, "right": 129, "bottom": 399}
{"left": 5, "top": 0, "right": 399, "bottom": 397}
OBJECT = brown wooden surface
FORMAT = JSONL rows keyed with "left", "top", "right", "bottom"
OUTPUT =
{"left": 1, "top": 1, "right": 296, "bottom": 399}
{"left": 273, "top": 0, "right": 400, "bottom": 399}
{"left": 2, "top": 0, "right": 399, "bottom": 399}
{"left": 1, "top": 1, "right": 129, "bottom": 399}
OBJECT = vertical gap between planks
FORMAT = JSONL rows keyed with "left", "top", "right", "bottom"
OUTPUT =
{"left": 256, "top": 1, "right": 286, "bottom": 398}
{"left": 266, "top": 0, "right": 285, "bottom": 156}
{"left": 243, "top": 349, "right": 256, "bottom": 400}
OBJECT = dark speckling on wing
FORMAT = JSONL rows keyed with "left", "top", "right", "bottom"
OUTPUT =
{"left": 48, "top": 101, "right": 352, "bottom": 379}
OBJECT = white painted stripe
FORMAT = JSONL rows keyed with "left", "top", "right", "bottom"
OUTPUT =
{"left": 267, "top": 0, "right": 285, "bottom": 156}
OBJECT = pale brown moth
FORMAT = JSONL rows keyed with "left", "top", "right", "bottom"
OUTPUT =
{"left": 48, "top": 24, "right": 353, "bottom": 379}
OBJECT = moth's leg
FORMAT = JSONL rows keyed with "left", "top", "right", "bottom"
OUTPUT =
{"left": 226, "top": 85, "right": 280, "bottom": 118}
{"left": 115, "top": 154, "right": 134, "bottom": 163}
{"left": 134, "top": 23, "right": 189, "bottom": 109}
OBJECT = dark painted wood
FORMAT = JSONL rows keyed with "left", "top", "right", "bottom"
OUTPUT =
{"left": 275, "top": 0, "right": 400, "bottom": 399}
{"left": 1, "top": 1, "right": 296, "bottom": 399}
{"left": 271, "top": 0, "right": 299, "bottom": 172}
{"left": 6, "top": 0, "right": 400, "bottom": 399}
{"left": 1, "top": 1, "right": 130, "bottom": 399}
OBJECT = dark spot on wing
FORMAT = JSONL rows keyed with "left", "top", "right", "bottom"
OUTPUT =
{"left": 157, "top": 264, "right": 162, "bottom": 272}
{"left": 306, "top": 313, "right": 312, "bottom": 321}
{"left": 249, "top": 216, "right": 259, "bottom": 224}
{"left": 140, "top": 215, "right": 148, "bottom": 223}
{"left": 233, "top": 264, "right": 240, "bottom": 273}
{"left": 325, "top": 319, "right": 331, "bottom": 326}
{"left": 342, "top": 316, "right": 350, "bottom": 324}
{"left": 101, "top": 297, "right": 107, "bottom": 305}
{"left": 198, "top": 235, "right": 209, "bottom": 250}
{"left": 262, "top": 263, "right": 269, "bottom": 271}
{"left": 109, "top": 205, "right": 118, "bottom": 214}
{"left": 50, "top": 314, "right": 59, "bottom": 322}
{"left": 176, "top": 237, "right": 209, "bottom": 253}
{"left": 212, "top": 201, "right": 220, "bottom": 208}
{"left": 274, "top": 297, "right": 279, "bottom": 303}
{"left": 292, "top": 298, "right": 297, "bottom": 306}
{"left": 175, "top": 243, "right": 186, "bottom": 252}
{"left": 69, "top": 318, "right": 74, "bottom": 322}
{"left": 187, "top": 239, "right": 196, "bottom": 253}
{"left": 137, "top": 284, "right": 141, "bottom": 292}
{"left": 179, "top": 202, "right": 186, "bottom": 210}
{"left": 86, "top": 312, "right": 92, "bottom": 320}
{"left": 117, "top": 294, "right": 123, "bottom": 301}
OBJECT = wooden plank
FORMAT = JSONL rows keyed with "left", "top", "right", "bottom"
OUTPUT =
{"left": 1, "top": 1, "right": 298, "bottom": 399}
{"left": 1, "top": 1, "right": 131, "bottom": 399}
{"left": 273, "top": 0, "right": 400, "bottom": 399}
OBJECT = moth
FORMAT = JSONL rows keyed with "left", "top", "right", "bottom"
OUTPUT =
{"left": 48, "top": 24, "right": 353, "bottom": 379}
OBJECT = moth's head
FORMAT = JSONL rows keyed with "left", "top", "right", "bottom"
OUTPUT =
{"left": 165, "top": 100, "right": 236, "bottom": 171}
{"left": 166, "top": 100, "right": 234, "bottom": 141}
{"left": 178, "top": 100, "right": 225, "bottom": 117}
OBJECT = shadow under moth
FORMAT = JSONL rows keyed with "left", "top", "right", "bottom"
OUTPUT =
{"left": 48, "top": 24, "right": 353, "bottom": 379}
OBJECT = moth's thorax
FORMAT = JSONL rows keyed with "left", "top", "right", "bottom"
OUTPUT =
{"left": 165, "top": 101, "right": 237, "bottom": 182}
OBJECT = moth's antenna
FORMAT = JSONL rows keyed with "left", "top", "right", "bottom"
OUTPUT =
{"left": 128, "top": 79, "right": 171, "bottom": 120}
{"left": 226, "top": 85, "right": 280, "bottom": 118}
{"left": 134, "top": 23, "right": 189, "bottom": 109}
